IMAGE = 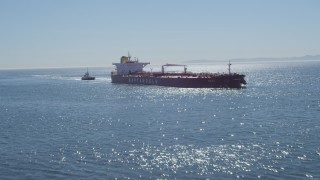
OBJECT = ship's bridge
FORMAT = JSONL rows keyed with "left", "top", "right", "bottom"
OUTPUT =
{"left": 112, "top": 56, "right": 149, "bottom": 75}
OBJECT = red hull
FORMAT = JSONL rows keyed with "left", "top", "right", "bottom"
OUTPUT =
{"left": 111, "top": 73, "right": 246, "bottom": 88}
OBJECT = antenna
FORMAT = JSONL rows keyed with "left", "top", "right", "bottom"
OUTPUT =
{"left": 128, "top": 51, "right": 131, "bottom": 61}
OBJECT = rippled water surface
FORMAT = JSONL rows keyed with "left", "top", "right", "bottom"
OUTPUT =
{"left": 0, "top": 61, "right": 319, "bottom": 179}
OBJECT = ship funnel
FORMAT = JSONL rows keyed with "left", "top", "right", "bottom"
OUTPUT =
{"left": 120, "top": 56, "right": 129, "bottom": 63}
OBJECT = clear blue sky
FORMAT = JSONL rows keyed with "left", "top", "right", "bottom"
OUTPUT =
{"left": 1, "top": 0, "right": 320, "bottom": 68}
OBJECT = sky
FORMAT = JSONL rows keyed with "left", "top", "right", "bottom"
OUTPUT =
{"left": 1, "top": 0, "right": 320, "bottom": 69}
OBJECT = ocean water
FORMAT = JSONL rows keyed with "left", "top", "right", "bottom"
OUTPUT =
{"left": 0, "top": 61, "right": 319, "bottom": 179}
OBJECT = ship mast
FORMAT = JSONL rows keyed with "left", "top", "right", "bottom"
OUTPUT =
{"left": 128, "top": 52, "right": 131, "bottom": 61}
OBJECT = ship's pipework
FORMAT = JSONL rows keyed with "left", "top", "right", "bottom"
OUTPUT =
{"left": 161, "top": 64, "right": 187, "bottom": 74}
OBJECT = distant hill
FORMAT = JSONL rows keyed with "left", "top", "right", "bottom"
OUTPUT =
{"left": 185, "top": 55, "right": 320, "bottom": 63}
{"left": 232, "top": 54, "right": 320, "bottom": 61}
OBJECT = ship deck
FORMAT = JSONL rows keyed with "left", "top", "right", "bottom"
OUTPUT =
{"left": 122, "top": 72, "right": 242, "bottom": 79}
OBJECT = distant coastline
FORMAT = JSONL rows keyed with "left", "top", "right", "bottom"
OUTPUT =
{"left": 184, "top": 54, "right": 320, "bottom": 63}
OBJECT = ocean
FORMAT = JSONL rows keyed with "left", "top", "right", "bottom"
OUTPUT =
{"left": 0, "top": 61, "right": 319, "bottom": 179}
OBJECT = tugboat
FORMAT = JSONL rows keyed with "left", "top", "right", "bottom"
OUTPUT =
{"left": 81, "top": 68, "right": 95, "bottom": 80}
{"left": 111, "top": 53, "right": 246, "bottom": 88}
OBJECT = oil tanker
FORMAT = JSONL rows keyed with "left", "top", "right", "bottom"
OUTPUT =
{"left": 111, "top": 54, "right": 246, "bottom": 88}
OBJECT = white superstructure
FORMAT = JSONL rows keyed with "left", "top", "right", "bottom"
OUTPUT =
{"left": 112, "top": 54, "right": 149, "bottom": 75}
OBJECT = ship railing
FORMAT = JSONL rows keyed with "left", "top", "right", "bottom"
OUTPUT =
{"left": 123, "top": 71, "right": 244, "bottom": 79}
